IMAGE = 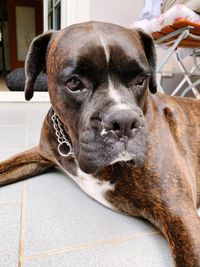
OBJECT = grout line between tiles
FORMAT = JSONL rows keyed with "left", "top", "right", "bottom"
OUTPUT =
{"left": 23, "top": 230, "right": 160, "bottom": 261}
{"left": 18, "top": 182, "right": 27, "bottom": 267}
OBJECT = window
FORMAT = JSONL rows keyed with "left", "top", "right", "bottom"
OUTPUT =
{"left": 48, "top": 0, "right": 61, "bottom": 30}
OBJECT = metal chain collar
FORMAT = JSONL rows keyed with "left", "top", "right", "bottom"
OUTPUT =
{"left": 51, "top": 113, "right": 73, "bottom": 157}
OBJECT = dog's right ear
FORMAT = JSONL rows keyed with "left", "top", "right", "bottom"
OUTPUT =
{"left": 24, "top": 31, "right": 55, "bottom": 101}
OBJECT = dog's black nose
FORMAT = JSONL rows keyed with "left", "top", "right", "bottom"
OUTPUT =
{"left": 103, "top": 110, "right": 142, "bottom": 138}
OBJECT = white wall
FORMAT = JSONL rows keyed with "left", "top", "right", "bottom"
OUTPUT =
{"left": 89, "top": 0, "right": 144, "bottom": 27}
{"left": 61, "top": 0, "right": 90, "bottom": 28}
{"left": 61, "top": 0, "right": 144, "bottom": 28}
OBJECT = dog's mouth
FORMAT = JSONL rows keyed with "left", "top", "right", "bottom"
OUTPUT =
{"left": 75, "top": 126, "right": 147, "bottom": 174}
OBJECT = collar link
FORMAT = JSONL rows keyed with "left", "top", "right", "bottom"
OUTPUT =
{"left": 51, "top": 112, "right": 74, "bottom": 157}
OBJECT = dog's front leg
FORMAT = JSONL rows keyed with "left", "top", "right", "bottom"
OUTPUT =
{"left": 0, "top": 146, "right": 55, "bottom": 186}
{"left": 146, "top": 202, "right": 200, "bottom": 267}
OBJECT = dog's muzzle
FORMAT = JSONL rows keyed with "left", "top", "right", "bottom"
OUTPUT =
{"left": 51, "top": 108, "right": 146, "bottom": 174}
{"left": 77, "top": 108, "right": 146, "bottom": 173}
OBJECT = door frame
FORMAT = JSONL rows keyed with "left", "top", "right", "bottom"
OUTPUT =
{"left": 7, "top": 0, "right": 43, "bottom": 70}
{"left": 43, "top": 0, "right": 90, "bottom": 31}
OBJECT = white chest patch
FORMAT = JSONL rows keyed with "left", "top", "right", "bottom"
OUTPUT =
{"left": 58, "top": 162, "right": 115, "bottom": 210}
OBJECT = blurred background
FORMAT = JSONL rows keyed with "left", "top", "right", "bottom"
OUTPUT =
{"left": 0, "top": 0, "right": 199, "bottom": 99}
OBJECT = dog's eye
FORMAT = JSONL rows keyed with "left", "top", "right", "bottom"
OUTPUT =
{"left": 65, "top": 77, "right": 86, "bottom": 92}
{"left": 135, "top": 75, "right": 146, "bottom": 87}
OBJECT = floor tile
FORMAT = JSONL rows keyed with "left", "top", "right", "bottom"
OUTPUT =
{"left": 24, "top": 170, "right": 157, "bottom": 257}
{"left": 0, "top": 126, "right": 26, "bottom": 150}
{"left": 0, "top": 149, "right": 24, "bottom": 204}
{"left": 25, "top": 103, "right": 50, "bottom": 148}
{"left": 0, "top": 149, "right": 25, "bottom": 161}
{"left": 0, "top": 102, "right": 50, "bottom": 129}
{"left": 27, "top": 133, "right": 41, "bottom": 149}
{"left": 0, "top": 182, "right": 22, "bottom": 204}
{"left": 0, "top": 103, "right": 28, "bottom": 126}
{"left": 0, "top": 204, "right": 21, "bottom": 267}
{"left": 27, "top": 103, "right": 50, "bottom": 134}
{"left": 23, "top": 232, "right": 173, "bottom": 267}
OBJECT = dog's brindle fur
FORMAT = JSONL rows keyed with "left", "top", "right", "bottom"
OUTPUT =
{"left": 1, "top": 22, "right": 200, "bottom": 266}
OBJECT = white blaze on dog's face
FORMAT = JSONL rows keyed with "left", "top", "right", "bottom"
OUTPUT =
{"left": 24, "top": 21, "right": 157, "bottom": 174}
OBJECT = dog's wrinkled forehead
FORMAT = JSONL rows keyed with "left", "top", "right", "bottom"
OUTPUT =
{"left": 47, "top": 23, "right": 149, "bottom": 79}
{"left": 24, "top": 21, "right": 157, "bottom": 100}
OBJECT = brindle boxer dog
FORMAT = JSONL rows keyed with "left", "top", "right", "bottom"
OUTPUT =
{"left": 0, "top": 21, "right": 200, "bottom": 266}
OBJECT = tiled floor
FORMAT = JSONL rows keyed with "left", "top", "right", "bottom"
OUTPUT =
{"left": 0, "top": 102, "right": 176, "bottom": 267}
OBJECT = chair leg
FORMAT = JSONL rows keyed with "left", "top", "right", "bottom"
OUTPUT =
{"left": 156, "top": 28, "right": 190, "bottom": 73}
{"left": 175, "top": 51, "right": 200, "bottom": 98}
{"left": 171, "top": 76, "right": 187, "bottom": 96}
{"left": 181, "top": 78, "right": 200, "bottom": 98}
{"left": 156, "top": 28, "right": 190, "bottom": 95}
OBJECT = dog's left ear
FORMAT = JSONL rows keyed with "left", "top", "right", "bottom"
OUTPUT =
{"left": 137, "top": 30, "right": 157, "bottom": 94}
{"left": 24, "top": 31, "right": 55, "bottom": 101}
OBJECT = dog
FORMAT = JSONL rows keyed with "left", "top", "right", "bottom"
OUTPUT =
{"left": 0, "top": 21, "right": 200, "bottom": 266}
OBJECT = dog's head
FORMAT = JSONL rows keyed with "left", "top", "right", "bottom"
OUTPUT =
{"left": 24, "top": 21, "right": 157, "bottom": 173}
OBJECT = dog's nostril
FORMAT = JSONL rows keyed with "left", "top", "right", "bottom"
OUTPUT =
{"left": 113, "top": 122, "right": 120, "bottom": 132}
{"left": 131, "top": 122, "right": 136, "bottom": 130}
{"left": 131, "top": 118, "right": 142, "bottom": 130}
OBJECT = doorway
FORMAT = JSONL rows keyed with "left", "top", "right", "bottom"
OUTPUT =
{"left": 0, "top": 0, "right": 43, "bottom": 92}
{"left": 7, "top": 0, "right": 43, "bottom": 70}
